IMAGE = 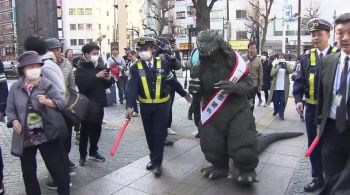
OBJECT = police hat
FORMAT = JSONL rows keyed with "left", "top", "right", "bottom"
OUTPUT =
{"left": 134, "top": 37, "right": 156, "bottom": 49}
{"left": 45, "top": 38, "right": 61, "bottom": 49}
{"left": 307, "top": 18, "right": 333, "bottom": 32}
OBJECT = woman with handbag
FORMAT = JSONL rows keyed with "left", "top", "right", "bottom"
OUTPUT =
{"left": 5, "top": 51, "right": 70, "bottom": 195}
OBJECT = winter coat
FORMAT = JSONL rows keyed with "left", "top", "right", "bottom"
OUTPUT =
{"left": 5, "top": 77, "right": 64, "bottom": 156}
{"left": 75, "top": 60, "right": 112, "bottom": 123}
{"left": 267, "top": 59, "right": 294, "bottom": 105}
{"left": 0, "top": 60, "right": 8, "bottom": 113}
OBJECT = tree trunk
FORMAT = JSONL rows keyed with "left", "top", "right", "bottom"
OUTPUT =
{"left": 260, "top": 20, "right": 268, "bottom": 52}
{"left": 196, "top": 3, "right": 211, "bottom": 31}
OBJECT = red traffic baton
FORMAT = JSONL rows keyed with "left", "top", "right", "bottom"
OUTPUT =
{"left": 304, "top": 135, "right": 320, "bottom": 157}
{"left": 110, "top": 118, "right": 130, "bottom": 156}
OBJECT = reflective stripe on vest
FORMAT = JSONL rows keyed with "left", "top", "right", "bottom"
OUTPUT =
{"left": 306, "top": 47, "right": 338, "bottom": 104}
{"left": 136, "top": 58, "right": 169, "bottom": 104}
{"left": 0, "top": 73, "right": 6, "bottom": 83}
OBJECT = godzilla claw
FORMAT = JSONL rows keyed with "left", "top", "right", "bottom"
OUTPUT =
{"left": 200, "top": 166, "right": 229, "bottom": 180}
{"left": 236, "top": 171, "right": 259, "bottom": 185}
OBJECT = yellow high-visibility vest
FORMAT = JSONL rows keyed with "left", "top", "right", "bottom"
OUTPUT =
{"left": 136, "top": 58, "right": 170, "bottom": 104}
{"left": 306, "top": 47, "right": 338, "bottom": 104}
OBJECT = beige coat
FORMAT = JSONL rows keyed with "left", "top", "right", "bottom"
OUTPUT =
{"left": 267, "top": 60, "right": 294, "bottom": 105}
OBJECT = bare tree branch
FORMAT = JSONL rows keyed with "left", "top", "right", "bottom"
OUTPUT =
{"left": 142, "top": 23, "right": 158, "bottom": 36}
{"left": 208, "top": 0, "right": 218, "bottom": 9}
{"left": 304, "top": 2, "right": 320, "bottom": 20}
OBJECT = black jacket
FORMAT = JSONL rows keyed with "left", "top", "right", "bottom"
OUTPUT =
{"left": 75, "top": 61, "right": 112, "bottom": 122}
{"left": 262, "top": 60, "right": 272, "bottom": 90}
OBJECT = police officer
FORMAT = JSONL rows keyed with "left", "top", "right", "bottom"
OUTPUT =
{"left": 126, "top": 37, "right": 192, "bottom": 177}
{"left": 293, "top": 18, "right": 338, "bottom": 192}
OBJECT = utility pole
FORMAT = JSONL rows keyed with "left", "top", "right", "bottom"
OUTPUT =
{"left": 226, "top": 0, "right": 231, "bottom": 42}
{"left": 297, "top": 0, "right": 301, "bottom": 58}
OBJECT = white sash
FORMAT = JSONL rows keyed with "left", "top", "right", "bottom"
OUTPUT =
{"left": 201, "top": 52, "right": 249, "bottom": 125}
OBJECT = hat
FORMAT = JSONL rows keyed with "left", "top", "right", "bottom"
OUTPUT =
{"left": 307, "top": 18, "right": 333, "bottom": 32}
{"left": 134, "top": 37, "right": 156, "bottom": 49}
{"left": 124, "top": 47, "right": 131, "bottom": 51}
{"left": 45, "top": 38, "right": 61, "bottom": 49}
{"left": 17, "top": 51, "right": 44, "bottom": 69}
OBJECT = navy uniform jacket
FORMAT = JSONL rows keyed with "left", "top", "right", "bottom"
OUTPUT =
{"left": 126, "top": 57, "right": 186, "bottom": 108}
{"left": 293, "top": 46, "right": 338, "bottom": 104}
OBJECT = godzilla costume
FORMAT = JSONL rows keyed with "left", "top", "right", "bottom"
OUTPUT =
{"left": 189, "top": 30, "right": 302, "bottom": 185}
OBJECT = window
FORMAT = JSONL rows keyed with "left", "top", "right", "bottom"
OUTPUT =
{"left": 69, "top": 8, "right": 76, "bottom": 15}
{"left": 187, "top": 6, "right": 195, "bottom": 16}
{"left": 236, "top": 10, "right": 246, "bottom": 19}
{"left": 236, "top": 31, "right": 247, "bottom": 40}
{"left": 70, "top": 39, "right": 77, "bottom": 46}
{"left": 57, "top": 7, "right": 62, "bottom": 17}
{"left": 107, "top": 25, "right": 109, "bottom": 30}
{"left": 108, "top": 39, "right": 110, "bottom": 45}
{"left": 86, "top": 23, "right": 92, "bottom": 30}
{"left": 98, "top": 24, "right": 101, "bottom": 30}
{"left": 78, "top": 24, "right": 84, "bottom": 30}
{"left": 77, "top": 8, "right": 84, "bottom": 15}
{"left": 86, "top": 39, "right": 93, "bottom": 43}
{"left": 176, "top": 11, "right": 186, "bottom": 19}
{"left": 78, "top": 39, "right": 85, "bottom": 45}
{"left": 70, "top": 24, "right": 76, "bottom": 30}
{"left": 106, "top": 11, "right": 109, "bottom": 16}
{"left": 85, "top": 8, "right": 92, "bottom": 15}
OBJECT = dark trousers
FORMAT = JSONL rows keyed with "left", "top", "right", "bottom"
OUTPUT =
{"left": 320, "top": 119, "right": 350, "bottom": 195}
{"left": 263, "top": 89, "right": 269, "bottom": 102}
{"left": 63, "top": 117, "right": 73, "bottom": 155}
{"left": 79, "top": 115, "right": 103, "bottom": 158}
{"left": 116, "top": 76, "right": 127, "bottom": 102}
{"left": 132, "top": 99, "right": 139, "bottom": 113}
{"left": 20, "top": 141, "right": 70, "bottom": 195}
{"left": 140, "top": 102, "right": 170, "bottom": 165}
{"left": 0, "top": 147, "right": 3, "bottom": 184}
{"left": 256, "top": 90, "right": 262, "bottom": 101}
{"left": 248, "top": 87, "right": 258, "bottom": 112}
{"left": 107, "top": 82, "right": 117, "bottom": 105}
{"left": 272, "top": 90, "right": 285, "bottom": 117}
{"left": 305, "top": 104, "right": 323, "bottom": 178}
{"left": 167, "top": 90, "right": 175, "bottom": 128}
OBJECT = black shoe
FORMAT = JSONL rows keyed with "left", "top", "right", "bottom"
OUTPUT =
{"left": 88, "top": 152, "right": 105, "bottom": 162}
{"left": 69, "top": 160, "right": 76, "bottom": 169}
{"left": 153, "top": 166, "right": 162, "bottom": 177}
{"left": 164, "top": 139, "right": 174, "bottom": 146}
{"left": 146, "top": 162, "right": 155, "bottom": 170}
{"left": 188, "top": 112, "right": 193, "bottom": 120}
{"left": 79, "top": 158, "right": 87, "bottom": 166}
{"left": 279, "top": 115, "right": 285, "bottom": 120}
{"left": 304, "top": 178, "right": 324, "bottom": 192}
{"left": 46, "top": 181, "right": 72, "bottom": 190}
{"left": 272, "top": 112, "right": 277, "bottom": 116}
{"left": 0, "top": 182, "right": 4, "bottom": 195}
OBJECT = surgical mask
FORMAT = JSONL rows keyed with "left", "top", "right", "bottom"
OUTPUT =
{"left": 91, "top": 55, "right": 99, "bottom": 67}
{"left": 25, "top": 68, "right": 41, "bottom": 80}
{"left": 139, "top": 51, "right": 152, "bottom": 61}
{"left": 261, "top": 56, "right": 267, "bottom": 61}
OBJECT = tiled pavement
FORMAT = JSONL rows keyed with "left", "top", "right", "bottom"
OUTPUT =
{"left": 70, "top": 98, "right": 318, "bottom": 195}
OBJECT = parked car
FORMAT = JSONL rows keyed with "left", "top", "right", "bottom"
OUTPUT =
{"left": 3, "top": 61, "right": 18, "bottom": 79}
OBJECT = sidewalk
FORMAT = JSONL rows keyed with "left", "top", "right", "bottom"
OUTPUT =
{"left": 71, "top": 99, "right": 316, "bottom": 195}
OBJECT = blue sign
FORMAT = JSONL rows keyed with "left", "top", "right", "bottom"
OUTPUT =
{"left": 284, "top": 5, "right": 292, "bottom": 21}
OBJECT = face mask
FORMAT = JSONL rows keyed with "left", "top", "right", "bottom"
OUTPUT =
{"left": 139, "top": 51, "right": 152, "bottom": 61}
{"left": 91, "top": 55, "right": 99, "bottom": 67}
{"left": 261, "top": 56, "right": 267, "bottom": 61}
{"left": 25, "top": 68, "right": 41, "bottom": 80}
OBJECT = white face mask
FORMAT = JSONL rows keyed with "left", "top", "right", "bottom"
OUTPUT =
{"left": 139, "top": 51, "right": 152, "bottom": 61}
{"left": 91, "top": 55, "right": 99, "bottom": 67}
{"left": 261, "top": 56, "right": 267, "bottom": 61}
{"left": 25, "top": 68, "right": 41, "bottom": 80}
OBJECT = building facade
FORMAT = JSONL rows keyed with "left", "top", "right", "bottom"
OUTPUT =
{"left": 61, "top": 0, "right": 115, "bottom": 60}
{"left": 0, "top": 0, "right": 15, "bottom": 61}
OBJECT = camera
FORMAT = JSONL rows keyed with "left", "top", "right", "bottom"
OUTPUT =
{"left": 105, "top": 68, "right": 111, "bottom": 73}
{"left": 278, "top": 62, "right": 287, "bottom": 69}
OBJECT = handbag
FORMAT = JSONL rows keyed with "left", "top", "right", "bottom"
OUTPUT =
{"left": 42, "top": 106, "right": 68, "bottom": 141}
{"left": 63, "top": 88, "right": 90, "bottom": 125}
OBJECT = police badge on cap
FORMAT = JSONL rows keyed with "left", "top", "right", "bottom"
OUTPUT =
{"left": 307, "top": 18, "right": 333, "bottom": 32}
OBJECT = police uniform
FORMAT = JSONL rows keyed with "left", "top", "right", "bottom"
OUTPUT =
{"left": 293, "top": 18, "right": 339, "bottom": 192}
{"left": 126, "top": 37, "right": 187, "bottom": 177}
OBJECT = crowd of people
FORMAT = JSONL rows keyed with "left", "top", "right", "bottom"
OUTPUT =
{"left": 0, "top": 12, "right": 349, "bottom": 195}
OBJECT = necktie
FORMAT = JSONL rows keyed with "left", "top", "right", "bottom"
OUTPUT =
{"left": 148, "top": 63, "right": 152, "bottom": 68}
{"left": 336, "top": 56, "right": 349, "bottom": 132}
{"left": 319, "top": 53, "right": 323, "bottom": 60}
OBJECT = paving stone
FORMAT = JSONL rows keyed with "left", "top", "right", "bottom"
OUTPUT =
{"left": 274, "top": 144, "right": 304, "bottom": 157}
{"left": 267, "top": 153, "right": 300, "bottom": 168}
{"left": 171, "top": 145, "right": 206, "bottom": 167}
{"left": 179, "top": 170, "right": 212, "bottom": 188}
{"left": 71, "top": 178, "right": 123, "bottom": 195}
{"left": 112, "top": 187, "right": 152, "bottom": 195}
{"left": 164, "top": 182, "right": 201, "bottom": 195}
{"left": 104, "top": 165, "right": 150, "bottom": 186}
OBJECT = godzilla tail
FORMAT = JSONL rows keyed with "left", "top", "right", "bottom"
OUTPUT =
{"left": 257, "top": 132, "right": 304, "bottom": 154}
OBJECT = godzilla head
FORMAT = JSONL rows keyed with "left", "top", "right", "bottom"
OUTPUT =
{"left": 196, "top": 30, "right": 223, "bottom": 57}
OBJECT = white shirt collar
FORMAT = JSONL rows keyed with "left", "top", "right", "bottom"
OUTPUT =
{"left": 317, "top": 45, "right": 330, "bottom": 57}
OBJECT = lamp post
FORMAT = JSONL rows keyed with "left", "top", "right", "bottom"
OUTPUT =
{"left": 96, "top": 34, "right": 106, "bottom": 56}
{"left": 297, "top": 0, "right": 301, "bottom": 58}
{"left": 188, "top": 25, "right": 197, "bottom": 58}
